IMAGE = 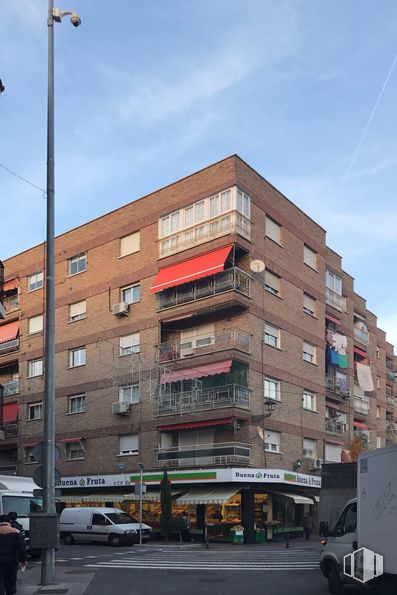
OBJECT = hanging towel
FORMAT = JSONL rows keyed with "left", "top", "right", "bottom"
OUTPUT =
{"left": 338, "top": 353, "right": 348, "bottom": 369}
{"left": 333, "top": 333, "right": 348, "bottom": 355}
{"left": 356, "top": 362, "right": 374, "bottom": 392}
{"left": 327, "top": 346, "right": 339, "bottom": 366}
{"left": 338, "top": 376, "right": 349, "bottom": 394}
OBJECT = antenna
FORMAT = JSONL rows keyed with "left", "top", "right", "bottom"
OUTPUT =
{"left": 250, "top": 259, "right": 265, "bottom": 273}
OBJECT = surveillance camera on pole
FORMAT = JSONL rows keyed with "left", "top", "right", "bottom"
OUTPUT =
{"left": 52, "top": 8, "right": 81, "bottom": 27}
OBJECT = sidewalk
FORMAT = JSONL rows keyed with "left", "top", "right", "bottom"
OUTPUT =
{"left": 16, "top": 562, "right": 94, "bottom": 595}
{"left": 137, "top": 536, "right": 321, "bottom": 550}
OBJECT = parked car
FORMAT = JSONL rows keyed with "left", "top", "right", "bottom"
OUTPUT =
{"left": 60, "top": 507, "right": 152, "bottom": 546}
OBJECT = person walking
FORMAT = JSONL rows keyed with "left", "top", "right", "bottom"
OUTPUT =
{"left": 7, "top": 515, "right": 23, "bottom": 536}
{"left": 181, "top": 512, "right": 191, "bottom": 543}
{"left": 303, "top": 514, "right": 314, "bottom": 540}
{"left": 0, "top": 514, "right": 27, "bottom": 595}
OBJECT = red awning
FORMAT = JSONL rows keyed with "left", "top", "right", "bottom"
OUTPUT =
{"left": 160, "top": 360, "right": 232, "bottom": 384}
{"left": 326, "top": 313, "right": 340, "bottom": 325}
{"left": 0, "top": 321, "right": 19, "bottom": 344}
{"left": 2, "top": 403, "right": 18, "bottom": 423}
{"left": 353, "top": 421, "right": 368, "bottom": 430}
{"left": 354, "top": 346, "right": 367, "bottom": 358}
{"left": 3, "top": 279, "right": 19, "bottom": 292}
{"left": 58, "top": 437, "right": 84, "bottom": 444}
{"left": 150, "top": 245, "right": 233, "bottom": 293}
{"left": 158, "top": 417, "right": 234, "bottom": 432}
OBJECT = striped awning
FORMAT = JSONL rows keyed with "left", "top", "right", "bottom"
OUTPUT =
{"left": 270, "top": 491, "right": 314, "bottom": 505}
{"left": 175, "top": 487, "right": 239, "bottom": 505}
{"left": 129, "top": 491, "right": 182, "bottom": 502}
{"left": 60, "top": 494, "right": 129, "bottom": 504}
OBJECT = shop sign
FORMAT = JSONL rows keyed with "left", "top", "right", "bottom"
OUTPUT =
{"left": 59, "top": 474, "right": 132, "bottom": 489}
{"left": 229, "top": 468, "right": 321, "bottom": 488}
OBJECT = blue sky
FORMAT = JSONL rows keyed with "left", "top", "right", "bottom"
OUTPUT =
{"left": 1, "top": 1, "right": 396, "bottom": 349}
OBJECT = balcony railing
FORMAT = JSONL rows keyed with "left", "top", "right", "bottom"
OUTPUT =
{"left": 386, "top": 394, "right": 396, "bottom": 408}
{"left": 159, "top": 212, "right": 251, "bottom": 258}
{"left": 354, "top": 430, "right": 369, "bottom": 449}
{"left": 325, "top": 374, "right": 350, "bottom": 396}
{"left": 354, "top": 397, "right": 370, "bottom": 415}
{"left": 386, "top": 421, "right": 397, "bottom": 434}
{"left": 158, "top": 267, "right": 250, "bottom": 310}
{"left": 325, "top": 287, "right": 347, "bottom": 312}
{"left": 325, "top": 419, "right": 347, "bottom": 435}
{"left": 157, "top": 384, "right": 250, "bottom": 415}
{"left": 386, "top": 370, "right": 396, "bottom": 382}
{"left": 0, "top": 339, "right": 19, "bottom": 355}
{"left": 1, "top": 422, "right": 18, "bottom": 438}
{"left": 354, "top": 327, "right": 369, "bottom": 345}
{"left": 157, "top": 441, "right": 251, "bottom": 466}
{"left": 2, "top": 295, "right": 19, "bottom": 311}
{"left": 1, "top": 379, "right": 19, "bottom": 396}
{"left": 158, "top": 328, "right": 250, "bottom": 363}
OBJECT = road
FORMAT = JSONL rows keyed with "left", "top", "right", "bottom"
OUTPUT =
{"left": 45, "top": 543, "right": 371, "bottom": 595}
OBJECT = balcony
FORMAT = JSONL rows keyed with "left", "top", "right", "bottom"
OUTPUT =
{"left": 353, "top": 430, "right": 369, "bottom": 449}
{"left": 158, "top": 328, "right": 250, "bottom": 363}
{"left": 386, "top": 394, "right": 396, "bottom": 408}
{"left": 2, "top": 422, "right": 18, "bottom": 438}
{"left": 157, "top": 441, "right": 251, "bottom": 467}
{"left": 325, "top": 374, "right": 349, "bottom": 397}
{"left": 157, "top": 267, "right": 250, "bottom": 310}
{"left": 325, "top": 418, "right": 347, "bottom": 435}
{"left": 353, "top": 397, "right": 370, "bottom": 416}
{"left": 0, "top": 339, "right": 19, "bottom": 356}
{"left": 325, "top": 287, "right": 347, "bottom": 312}
{"left": 386, "top": 369, "right": 396, "bottom": 382}
{"left": 354, "top": 327, "right": 369, "bottom": 345}
{"left": 386, "top": 421, "right": 397, "bottom": 435}
{"left": 1, "top": 379, "right": 19, "bottom": 396}
{"left": 157, "top": 384, "right": 250, "bottom": 415}
{"left": 159, "top": 212, "right": 251, "bottom": 258}
{"left": 2, "top": 295, "right": 19, "bottom": 311}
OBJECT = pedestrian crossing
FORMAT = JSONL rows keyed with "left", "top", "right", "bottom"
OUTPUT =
{"left": 84, "top": 548, "right": 320, "bottom": 571}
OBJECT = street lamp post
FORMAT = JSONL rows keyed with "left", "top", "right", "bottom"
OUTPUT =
{"left": 138, "top": 463, "right": 145, "bottom": 545}
{"left": 41, "top": 1, "right": 80, "bottom": 585}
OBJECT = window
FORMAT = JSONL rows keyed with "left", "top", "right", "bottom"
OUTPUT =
{"left": 28, "top": 402, "right": 43, "bottom": 421}
{"left": 236, "top": 190, "right": 250, "bottom": 218}
{"left": 264, "top": 270, "right": 280, "bottom": 296}
{"left": 68, "top": 395, "right": 85, "bottom": 414}
{"left": 210, "top": 195, "right": 219, "bottom": 218}
{"left": 326, "top": 270, "right": 342, "bottom": 295}
{"left": 376, "top": 406, "right": 381, "bottom": 420}
{"left": 184, "top": 206, "right": 194, "bottom": 228}
{"left": 65, "top": 441, "right": 85, "bottom": 460}
{"left": 376, "top": 346, "right": 381, "bottom": 359}
{"left": 28, "top": 271, "right": 43, "bottom": 292}
{"left": 304, "top": 245, "right": 317, "bottom": 269}
{"left": 264, "top": 430, "right": 281, "bottom": 453}
{"left": 120, "top": 333, "right": 140, "bottom": 356}
{"left": 119, "top": 384, "right": 140, "bottom": 405}
{"left": 24, "top": 447, "right": 37, "bottom": 464}
{"left": 220, "top": 190, "right": 232, "bottom": 214}
{"left": 265, "top": 217, "right": 281, "bottom": 244}
{"left": 119, "top": 232, "right": 140, "bottom": 257}
{"left": 303, "top": 438, "right": 317, "bottom": 459}
{"left": 69, "top": 347, "right": 86, "bottom": 368}
{"left": 119, "top": 434, "right": 139, "bottom": 455}
{"left": 69, "top": 253, "right": 86, "bottom": 276}
{"left": 264, "top": 323, "right": 280, "bottom": 348}
{"left": 180, "top": 324, "right": 215, "bottom": 352}
{"left": 376, "top": 436, "right": 382, "bottom": 449}
{"left": 194, "top": 202, "right": 204, "bottom": 223}
{"left": 303, "top": 341, "right": 316, "bottom": 364}
{"left": 28, "top": 359, "right": 43, "bottom": 378}
{"left": 303, "top": 390, "right": 316, "bottom": 411}
{"left": 376, "top": 376, "right": 380, "bottom": 389}
{"left": 264, "top": 377, "right": 280, "bottom": 401}
{"left": 28, "top": 314, "right": 43, "bottom": 335}
{"left": 303, "top": 294, "right": 316, "bottom": 316}
{"left": 69, "top": 300, "right": 86, "bottom": 322}
{"left": 325, "top": 443, "right": 342, "bottom": 463}
{"left": 121, "top": 284, "right": 140, "bottom": 305}
{"left": 334, "top": 502, "right": 357, "bottom": 537}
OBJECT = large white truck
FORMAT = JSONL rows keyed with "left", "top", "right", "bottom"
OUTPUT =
{"left": 320, "top": 445, "right": 397, "bottom": 594}
{"left": 0, "top": 475, "right": 42, "bottom": 552}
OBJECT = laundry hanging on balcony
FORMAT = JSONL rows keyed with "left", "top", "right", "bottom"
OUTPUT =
{"left": 326, "top": 331, "right": 348, "bottom": 369}
{"left": 356, "top": 362, "right": 374, "bottom": 392}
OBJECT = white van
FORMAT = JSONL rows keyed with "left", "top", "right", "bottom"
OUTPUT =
{"left": 60, "top": 507, "right": 152, "bottom": 546}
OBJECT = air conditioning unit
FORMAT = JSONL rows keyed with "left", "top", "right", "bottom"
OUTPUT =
{"left": 112, "top": 401, "right": 130, "bottom": 415}
{"left": 112, "top": 302, "right": 129, "bottom": 317}
{"left": 311, "top": 458, "right": 323, "bottom": 470}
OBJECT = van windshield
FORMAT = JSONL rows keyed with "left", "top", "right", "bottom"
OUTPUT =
{"left": 105, "top": 513, "right": 138, "bottom": 525}
{"left": 2, "top": 496, "right": 43, "bottom": 518}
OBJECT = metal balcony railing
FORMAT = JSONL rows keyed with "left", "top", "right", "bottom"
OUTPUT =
{"left": 354, "top": 327, "right": 369, "bottom": 345}
{"left": 0, "top": 339, "right": 19, "bottom": 355}
{"left": 157, "top": 267, "right": 250, "bottom": 310}
{"left": 158, "top": 328, "right": 250, "bottom": 363}
{"left": 386, "top": 370, "right": 396, "bottom": 382}
{"left": 354, "top": 397, "right": 370, "bottom": 415}
{"left": 386, "top": 421, "right": 397, "bottom": 434}
{"left": 325, "top": 374, "right": 350, "bottom": 396}
{"left": 2, "top": 295, "right": 19, "bottom": 311}
{"left": 325, "top": 287, "right": 347, "bottom": 312}
{"left": 157, "top": 441, "right": 251, "bottom": 466}
{"left": 325, "top": 419, "right": 346, "bottom": 435}
{"left": 353, "top": 430, "right": 369, "bottom": 449}
{"left": 157, "top": 384, "right": 250, "bottom": 415}
{"left": 1, "top": 422, "right": 18, "bottom": 438}
{"left": 386, "top": 394, "right": 396, "bottom": 408}
{"left": 1, "top": 380, "right": 19, "bottom": 396}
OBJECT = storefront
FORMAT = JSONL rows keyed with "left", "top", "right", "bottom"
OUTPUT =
{"left": 58, "top": 467, "right": 321, "bottom": 543}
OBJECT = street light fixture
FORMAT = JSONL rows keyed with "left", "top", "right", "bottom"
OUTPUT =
{"left": 251, "top": 399, "right": 277, "bottom": 424}
{"left": 41, "top": 1, "right": 81, "bottom": 586}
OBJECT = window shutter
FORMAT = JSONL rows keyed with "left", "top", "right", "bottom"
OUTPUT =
{"left": 69, "top": 300, "right": 86, "bottom": 318}
{"left": 120, "top": 434, "right": 138, "bottom": 453}
{"left": 29, "top": 315, "right": 43, "bottom": 334}
{"left": 120, "top": 232, "right": 140, "bottom": 257}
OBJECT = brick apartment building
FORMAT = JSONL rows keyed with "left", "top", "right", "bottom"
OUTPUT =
{"left": 0, "top": 155, "right": 395, "bottom": 541}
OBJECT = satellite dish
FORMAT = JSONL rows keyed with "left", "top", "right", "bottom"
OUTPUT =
{"left": 250, "top": 259, "right": 265, "bottom": 273}
{"left": 257, "top": 426, "right": 264, "bottom": 440}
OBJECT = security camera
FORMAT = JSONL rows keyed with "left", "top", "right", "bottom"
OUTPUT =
{"left": 70, "top": 13, "right": 81, "bottom": 27}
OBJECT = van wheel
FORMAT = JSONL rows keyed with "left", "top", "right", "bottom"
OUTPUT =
{"left": 108, "top": 534, "right": 121, "bottom": 547}
{"left": 62, "top": 533, "right": 75, "bottom": 545}
{"left": 327, "top": 563, "right": 343, "bottom": 594}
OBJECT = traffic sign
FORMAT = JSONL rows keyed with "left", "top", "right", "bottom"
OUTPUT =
{"left": 33, "top": 466, "right": 61, "bottom": 489}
